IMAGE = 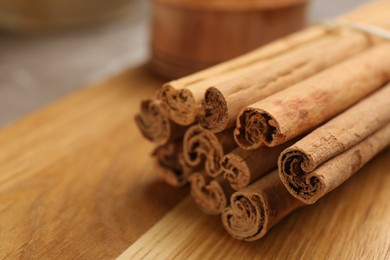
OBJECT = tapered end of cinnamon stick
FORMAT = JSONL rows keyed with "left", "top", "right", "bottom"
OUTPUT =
{"left": 199, "top": 87, "right": 229, "bottom": 133}
{"left": 158, "top": 83, "right": 197, "bottom": 125}
{"left": 135, "top": 99, "right": 171, "bottom": 145}
{"left": 189, "top": 172, "right": 233, "bottom": 215}
{"left": 278, "top": 147, "right": 322, "bottom": 204}
{"left": 234, "top": 108, "right": 285, "bottom": 149}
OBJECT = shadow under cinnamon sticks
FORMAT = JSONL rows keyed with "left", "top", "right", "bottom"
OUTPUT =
{"left": 153, "top": 140, "right": 196, "bottom": 187}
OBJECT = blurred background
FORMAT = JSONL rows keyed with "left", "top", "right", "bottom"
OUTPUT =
{"left": 0, "top": 0, "right": 371, "bottom": 127}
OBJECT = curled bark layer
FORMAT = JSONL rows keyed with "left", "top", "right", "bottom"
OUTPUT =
{"left": 221, "top": 170, "right": 304, "bottom": 241}
{"left": 222, "top": 138, "right": 298, "bottom": 190}
{"left": 158, "top": 1, "right": 390, "bottom": 128}
{"left": 199, "top": 29, "right": 371, "bottom": 133}
{"left": 135, "top": 99, "right": 186, "bottom": 145}
{"left": 183, "top": 125, "right": 237, "bottom": 177}
{"left": 234, "top": 43, "right": 390, "bottom": 149}
{"left": 279, "top": 85, "right": 390, "bottom": 203}
{"left": 158, "top": 26, "right": 328, "bottom": 126}
{"left": 279, "top": 124, "right": 390, "bottom": 204}
{"left": 189, "top": 172, "right": 234, "bottom": 215}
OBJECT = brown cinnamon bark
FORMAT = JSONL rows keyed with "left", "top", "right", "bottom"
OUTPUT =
{"left": 153, "top": 141, "right": 194, "bottom": 187}
{"left": 222, "top": 138, "right": 298, "bottom": 190}
{"left": 221, "top": 170, "right": 304, "bottom": 241}
{"left": 199, "top": 29, "right": 371, "bottom": 133}
{"left": 155, "top": 0, "right": 390, "bottom": 126}
{"left": 183, "top": 125, "right": 237, "bottom": 177}
{"left": 189, "top": 172, "right": 234, "bottom": 215}
{"left": 279, "top": 123, "right": 390, "bottom": 204}
{"left": 135, "top": 99, "right": 186, "bottom": 145}
{"left": 279, "top": 86, "right": 390, "bottom": 203}
{"left": 158, "top": 26, "right": 327, "bottom": 125}
{"left": 234, "top": 43, "right": 390, "bottom": 149}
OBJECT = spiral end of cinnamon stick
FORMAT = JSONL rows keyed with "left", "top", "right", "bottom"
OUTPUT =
{"left": 221, "top": 153, "right": 251, "bottom": 190}
{"left": 158, "top": 84, "right": 197, "bottom": 126}
{"left": 183, "top": 125, "right": 224, "bottom": 177}
{"left": 199, "top": 87, "right": 229, "bottom": 133}
{"left": 221, "top": 192, "right": 267, "bottom": 241}
{"left": 223, "top": 170, "right": 305, "bottom": 240}
{"left": 234, "top": 108, "right": 284, "bottom": 150}
{"left": 189, "top": 173, "right": 230, "bottom": 215}
{"left": 278, "top": 148, "right": 322, "bottom": 204}
{"left": 135, "top": 99, "right": 171, "bottom": 145}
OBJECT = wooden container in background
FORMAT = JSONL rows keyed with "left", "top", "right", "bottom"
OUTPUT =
{"left": 150, "top": 0, "right": 308, "bottom": 79}
{"left": 0, "top": 0, "right": 134, "bottom": 33}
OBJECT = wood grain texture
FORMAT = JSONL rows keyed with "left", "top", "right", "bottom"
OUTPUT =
{"left": 119, "top": 148, "right": 390, "bottom": 259}
{"left": 0, "top": 66, "right": 188, "bottom": 259}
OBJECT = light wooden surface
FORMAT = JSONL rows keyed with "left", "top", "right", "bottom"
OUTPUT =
{"left": 0, "top": 64, "right": 389, "bottom": 259}
{"left": 0, "top": 66, "right": 187, "bottom": 259}
{"left": 120, "top": 148, "right": 390, "bottom": 259}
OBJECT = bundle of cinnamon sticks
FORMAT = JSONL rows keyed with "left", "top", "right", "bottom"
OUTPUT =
{"left": 135, "top": 1, "right": 390, "bottom": 241}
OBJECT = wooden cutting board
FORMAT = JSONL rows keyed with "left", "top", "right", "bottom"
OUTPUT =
{"left": 0, "top": 65, "right": 389, "bottom": 259}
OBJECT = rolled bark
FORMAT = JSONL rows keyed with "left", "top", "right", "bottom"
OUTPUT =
{"left": 234, "top": 43, "right": 390, "bottom": 149}
{"left": 189, "top": 172, "right": 235, "bottom": 215}
{"left": 222, "top": 138, "right": 298, "bottom": 190}
{"left": 183, "top": 125, "right": 237, "bottom": 177}
{"left": 158, "top": 25, "right": 327, "bottom": 125}
{"left": 279, "top": 123, "right": 390, "bottom": 204}
{"left": 279, "top": 85, "right": 390, "bottom": 203}
{"left": 199, "top": 29, "right": 371, "bottom": 133}
{"left": 156, "top": 0, "right": 390, "bottom": 126}
{"left": 152, "top": 141, "right": 194, "bottom": 187}
{"left": 135, "top": 99, "right": 186, "bottom": 145}
{"left": 221, "top": 170, "right": 304, "bottom": 241}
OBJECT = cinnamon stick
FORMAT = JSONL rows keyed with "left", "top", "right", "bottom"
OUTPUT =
{"left": 234, "top": 43, "right": 390, "bottom": 149}
{"left": 183, "top": 125, "right": 237, "bottom": 177}
{"left": 135, "top": 99, "right": 186, "bottom": 145}
{"left": 279, "top": 85, "right": 390, "bottom": 203}
{"left": 199, "top": 29, "right": 372, "bottom": 132}
{"left": 221, "top": 170, "right": 304, "bottom": 241}
{"left": 156, "top": 1, "right": 390, "bottom": 126}
{"left": 153, "top": 141, "right": 194, "bottom": 187}
{"left": 222, "top": 138, "right": 298, "bottom": 190}
{"left": 189, "top": 172, "right": 234, "bottom": 215}
{"left": 158, "top": 26, "right": 327, "bottom": 125}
